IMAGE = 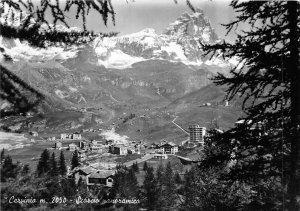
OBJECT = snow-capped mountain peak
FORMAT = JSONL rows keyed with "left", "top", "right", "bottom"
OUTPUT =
{"left": 164, "top": 9, "right": 218, "bottom": 43}
{"left": 92, "top": 10, "right": 224, "bottom": 68}
{"left": 125, "top": 28, "right": 157, "bottom": 37}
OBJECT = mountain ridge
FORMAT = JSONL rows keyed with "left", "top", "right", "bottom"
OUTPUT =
{"left": 1, "top": 9, "right": 233, "bottom": 69}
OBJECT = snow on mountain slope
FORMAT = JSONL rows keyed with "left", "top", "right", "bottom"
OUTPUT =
{"left": 93, "top": 9, "right": 230, "bottom": 69}
{"left": 0, "top": 5, "right": 81, "bottom": 62}
{"left": 1, "top": 9, "right": 235, "bottom": 70}
{"left": 97, "top": 50, "right": 145, "bottom": 69}
{"left": 0, "top": 37, "right": 79, "bottom": 61}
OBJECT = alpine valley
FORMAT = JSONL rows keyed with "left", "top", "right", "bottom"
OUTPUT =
{"left": 0, "top": 9, "right": 243, "bottom": 144}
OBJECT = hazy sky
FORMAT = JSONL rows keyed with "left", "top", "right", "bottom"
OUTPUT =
{"left": 66, "top": 0, "right": 238, "bottom": 42}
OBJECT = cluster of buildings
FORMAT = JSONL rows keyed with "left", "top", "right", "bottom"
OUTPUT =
{"left": 60, "top": 132, "right": 82, "bottom": 140}
{"left": 64, "top": 125, "right": 205, "bottom": 188}
{"left": 54, "top": 117, "right": 268, "bottom": 189}
{"left": 54, "top": 139, "right": 109, "bottom": 156}
{"left": 150, "top": 140, "right": 179, "bottom": 155}
{"left": 54, "top": 133, "right": 147, "bottom": 163}
{"left": 29, "top": 131, "right": 83, "bottom": 141}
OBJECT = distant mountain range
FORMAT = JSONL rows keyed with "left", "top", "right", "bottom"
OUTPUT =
{"left": 1, "top": 8, "right": 237, "bottom": 68}
{"left": 0, "top": 9, "right": 242, "bottom": 143}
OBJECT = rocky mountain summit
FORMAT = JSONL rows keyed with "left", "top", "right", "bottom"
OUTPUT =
{"left": 93, "top": 9, "right": 221, "bottom": 68}
{"left": 164, "top": 9, "right": 218, "bottom": 41}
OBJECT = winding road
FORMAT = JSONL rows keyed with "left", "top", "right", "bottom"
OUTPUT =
{"left": 123, "top": 154, "right": 155, "bottom": 167}
{"left": 172, "top": 116, "right": 189, "bottom": 135}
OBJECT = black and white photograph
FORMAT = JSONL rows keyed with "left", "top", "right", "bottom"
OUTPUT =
{"left": 0, "top": 0, "right": 299, "bottom": 210}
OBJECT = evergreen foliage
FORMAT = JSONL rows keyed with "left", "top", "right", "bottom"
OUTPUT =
{"left": 21, "top": 164, "right": 30, "bottom": 176}
{"left": 36, "top": 149, "right": 50, "bottom": 176}
{"left": 113, "top": 166, "right": 139, "bottom": 199}
{"left": 132, "top": 161, "right": 139, "bottom": 173}
{"left": 112, "top": 165, "right": 127, "bottom": 198}
{"left": 200, "top": 0, "right": 300, "bottom": 209}
{"left": 59, "top": 151, "right": 67, "bottom": 176}
{"left": 143, "top": 161, "right": 148, "bottom": 171}
{"left": 180, "top": 165, "right": 279, "bottom": 210}
{"left": 1, "top": 155, "right": 19, "bottom": 181}
{"left": 127, "top": 168, "right": 139, "bottom": 198}
{"left": 0, "top": 0, "right": 116, "bottom": 47}
{"left": 155, "top": 162, "right": 164, "bottom": 207}
{"left": 162, "top": 161, "right": 177, "bottom": 209}
{"left": 0, "top": 148, "right": 5, "bottom": 163}
{"left": 1, "top": 174, "right": 80, "bottom": 210}
{"left": 174, "top": 171, "right": 182, "bottom": 184}
{"left": 111, "top": 165, "right": 140, "bottom": 210}
{"left": 50, "top": 152, "right": 58, "bottom": 177}
{"left": 62, "top": 177, "right": 77, "bottom": 198}
{"left": 156, "top": 162, "right": 164, "bottom": 186}
{"left": 71, "top": 150, "right": 80, "bottom": 170}
{"left": 143, "top": 167, "right": 158, "bottom": 211}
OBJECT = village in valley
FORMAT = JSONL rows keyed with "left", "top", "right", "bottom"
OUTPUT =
{"left": 0, "top": 99, "right": 244, "bottom": 190}
{"left": 23, "top": 120, "right": 210, "bottom": 188}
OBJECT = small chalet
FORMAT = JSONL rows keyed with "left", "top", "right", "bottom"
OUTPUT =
{"left": 72, "top": 132, "right": 82, "bottom": 140}
{"left": 68, "top": 143, "right": 78, "bottom": 151}
{"left": 89, "top": 140, "right": 105, "bottom": 151}
{"left": 87, "top": 170, "right": 114, "bottom": 187}
{"left": 47, "top": 136, "right": 56, "bottom": 141}
{"left": 79, "top": 141, "right": 88, "bottom": 150}
{"left": 72, "top": 167, "right": 114, "bottom": 187}
{"left": 90, "top": 144, "right": 103, "bottom": 152}
{"left": 60, "top": 132, "right": 82, "bottom": 140}
{"left": 61, "top": 133, "right": 70, "bottom": 140}
{"left": 72, "top": 166, "right": 94, "bottom": 184}
{"left": 160, "top": 142, "right": 178, "bottom": 154}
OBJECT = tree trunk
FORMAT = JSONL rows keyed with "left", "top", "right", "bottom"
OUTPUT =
{"left": 287, "top": 1, "right": 300, "bottom": 210}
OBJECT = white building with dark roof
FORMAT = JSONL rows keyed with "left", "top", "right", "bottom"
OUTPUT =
{"left": 72, "top": 132, "right": 82, "bottom": 140}
{"left": 68, "top": 143, "right": 77, "bottom": 151}
{"left": 87, "top": 170, "right": 114, "bottom": 187}
{"left": 71, "top": 167, "right": 115, "bottom": 187}
{"left": 160, "top": 142, "right": 178, "bottom": 154}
